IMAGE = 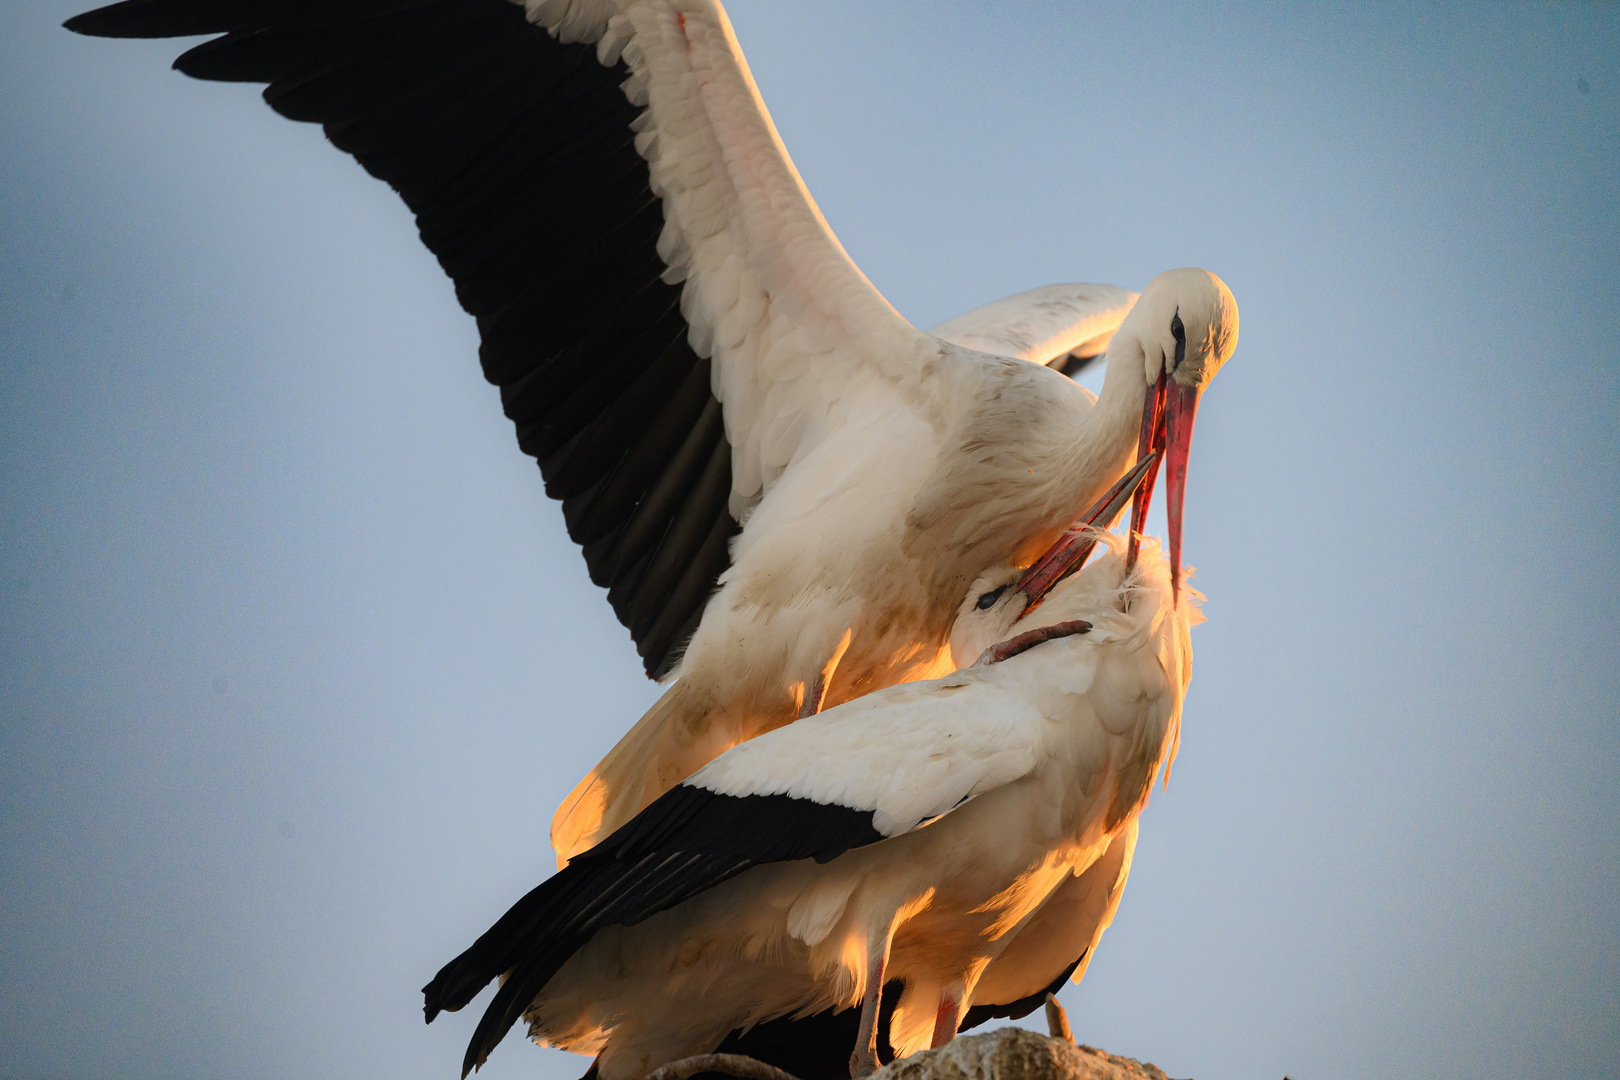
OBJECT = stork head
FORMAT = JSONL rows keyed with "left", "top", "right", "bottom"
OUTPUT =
{"left": 950, "top": 533, "right": 1150, "bottom": 668}
{"left": 951, "top": 448, "right": 1162, "bottom": 665}
{"left": 950, "top": 564, "right": 1030, "bottom": 669}
{"left": 1114, "top": 267, "right": 1238, "bottom": 602}
{"left": 1120, "top": 267, "right": 1239, "bottom": 392}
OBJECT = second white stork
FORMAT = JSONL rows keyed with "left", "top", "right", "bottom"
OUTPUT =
{"left": 421, "top": 520, "right": 1199, "bottom": 1079}
{"left": 64, "top": 0, "right": 1238, "bottom": 865}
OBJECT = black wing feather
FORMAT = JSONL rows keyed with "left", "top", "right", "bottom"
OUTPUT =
{"left": 421, "top": 782, "right": 884, "bottom": 1075}
{"left": 65, "top": 0, "right": 739, "bottom": 677}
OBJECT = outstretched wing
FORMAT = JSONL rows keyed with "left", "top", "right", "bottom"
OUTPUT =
{"left": 424, "top": 668, "right": 1043, "bottom": 1074}
{"left": 66, "top": 0, "right": 938, "bottom": 677}
{"left": 930, "top": 283, "right": 1138, "bottom": 378}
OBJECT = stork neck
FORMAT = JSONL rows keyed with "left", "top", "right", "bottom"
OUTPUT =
{"left": 1064, "top": 346, "right": 1148, "bottom": 497}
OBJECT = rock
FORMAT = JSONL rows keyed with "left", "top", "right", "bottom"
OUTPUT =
{"left": 867, "top": 1027, "right": 1186, "bottom": 1080}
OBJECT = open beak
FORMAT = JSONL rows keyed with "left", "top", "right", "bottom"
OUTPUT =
{"left": 1125, "top": 372, "right": 1200, "bottom": 604}
{"left": 1015, "top": 449, "right": 1161, "bottom": 615}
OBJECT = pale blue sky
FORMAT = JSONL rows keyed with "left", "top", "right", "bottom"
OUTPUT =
{"left": 2, "top": 3, "right": 1617, "bottom": 1080}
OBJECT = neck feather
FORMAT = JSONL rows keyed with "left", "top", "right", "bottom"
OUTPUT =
{"left": 1058, "top": 346, "right": 1148, "bottom": 511}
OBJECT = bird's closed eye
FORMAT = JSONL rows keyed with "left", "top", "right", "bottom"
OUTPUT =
{"left": 976, "top": 585, "right": 1010, "bottom": 610}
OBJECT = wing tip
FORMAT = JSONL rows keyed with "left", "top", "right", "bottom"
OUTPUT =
{"left": 62, "top": 9, "right": 105, "bottom": 35}
{"left": 63, "top": 0, "right": 252, "bottom": 40}
{"left": 63, "top": 2, "right": 172, "bottom": 38}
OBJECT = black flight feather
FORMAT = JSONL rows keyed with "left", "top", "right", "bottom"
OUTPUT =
{"left": 421, "top": 782, "right": 884, "bottom": 1075}
{"left": 64, "top": 0, "right": 737, "bottom": 677}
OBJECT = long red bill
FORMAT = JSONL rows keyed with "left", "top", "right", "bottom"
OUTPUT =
{"left": 1015, "top": 448, "right": 1161, "bottom": 614}
{"left": 1163, "top": 381, "right": 1200, "bottom": 605}
{"left": 1126, "top": 372, "right": 1169, "bottom": 571}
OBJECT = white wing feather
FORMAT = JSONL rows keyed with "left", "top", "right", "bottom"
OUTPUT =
{"left": 519, "top": 0, "right": 940, "bottom": 519}
{"left": 686, "top": 673, "right": 1046, "bottom": 837}
{"left": 930, "top": 283, "right": 1138, "bottom": 366}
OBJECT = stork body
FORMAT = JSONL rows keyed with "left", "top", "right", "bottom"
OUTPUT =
{"left": 553, "top": 330, "right": 1170, "bottom": 859}
{"left": 64, "top": 0, "right": 1236, "bottom": 864}
{"left": 422, "top": 535, "right": 1197, "bottom": 1078}
{"left": 708, "top": 822, "right": 1136, "bottom": 1079}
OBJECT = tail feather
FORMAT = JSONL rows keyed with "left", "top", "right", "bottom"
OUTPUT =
{"left": 460, "top": 939, "right": 580, "bottom": 1077}
{"left": 421, "top": 873, "right": 572, "bottom": 1023}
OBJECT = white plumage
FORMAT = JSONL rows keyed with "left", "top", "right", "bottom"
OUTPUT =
{"left": 63, "top": 4, "right": 1230, "bottom": 1075}
{"left": 971, "top": 819, "right": 1138, "bottom": 1006}
{"left": 929, "top": 284, "right": 1138, "bottom": 366}
{"left": 687, "top": 675, "right": 1043, "bottom": 839}
{"left": 423, "top": 534, "right": 1199, "bottom": 1079}
{"left": 61, "top": 0, "right": 1236, "bottom": 880}
{"left": 547, "top": 0, "right": 1239, "bottom": 859}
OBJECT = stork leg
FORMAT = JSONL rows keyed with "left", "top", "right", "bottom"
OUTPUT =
{"left": 849, "top": 936, "right": 891, "bottom": 1078}
{"left": 930, "top": 986, "right": 963, "bottom": 1049}
{"left": 798, "top": 672, "right": 829, "bottom": 719}
{"left": 801, "top": 628, "right": 854, "bottom": 718}
{"left": 1044, "top": 993, "right": 1074, "bottom": 1044}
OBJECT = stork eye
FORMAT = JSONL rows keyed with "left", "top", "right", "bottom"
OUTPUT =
{"left": 976, "top": 585, "right": 1009, "bottom": 610}
{"left": 1170, "top": 312, "right": 1186, "bottom": 345}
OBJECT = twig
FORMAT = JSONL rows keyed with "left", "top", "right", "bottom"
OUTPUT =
{"left": 646, "top": 1053, "right": 806, "bottom": 1080}
{"left": 1044, "top": 993, "right": 1074, "bottom": 1044}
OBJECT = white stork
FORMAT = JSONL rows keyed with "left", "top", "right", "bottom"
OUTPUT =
{"left": 64, "top": 0, "right": 1237, "bottom": 862}
{"left": 712, "top": 470, "right": 1160, "bottom": 1077}
{"left": 419, "top": 509, "right": 1199, "bottom": 1079}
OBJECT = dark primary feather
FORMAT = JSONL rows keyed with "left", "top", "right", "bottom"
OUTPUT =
{"left": 421, "top": 782, "right": 884, "bottom": 1076}
{"left": 64, "top": 0, "right": 738, "bottom": 678}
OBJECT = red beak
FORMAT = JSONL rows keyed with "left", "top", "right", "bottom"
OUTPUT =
{"left": 1163, "top": 381, "right": 1200, "bottom": 604}
{"left": 1016, "top": 448, "right": 1161, "bottom": 614}
{"left": 1126, "top": 371, "right": 1199, "bottom": 604}
{"left": 1126, "top": 372, "right": 1168, "bottom": 570}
